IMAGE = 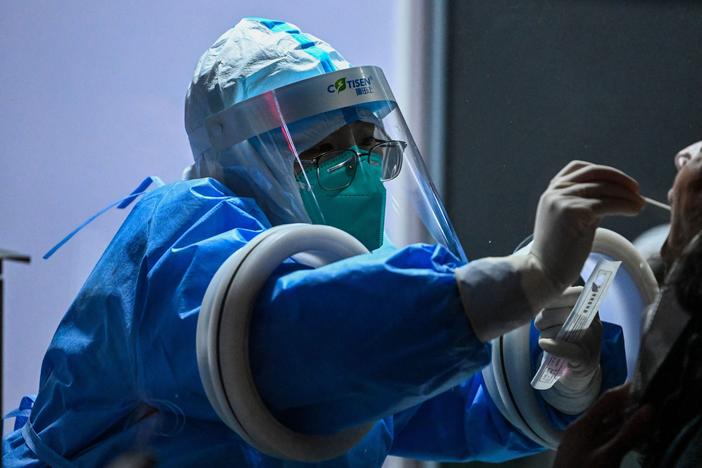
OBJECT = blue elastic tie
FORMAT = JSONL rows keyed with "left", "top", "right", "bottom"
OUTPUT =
{"left": 43, "top": 176, "right": 165, "bottom": 260}
{"left": 22, "top": 422, "right": 74, "bottom": 468}
{"left": 250, "top": 17, "right": 337, "bottom": 73}
{"left": 4, "top": 394, "right": 36, "bottom": 431}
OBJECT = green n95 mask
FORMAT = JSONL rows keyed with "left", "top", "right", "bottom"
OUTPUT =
{"left": 298, "top": 148, "right": 386, "bottom": 251}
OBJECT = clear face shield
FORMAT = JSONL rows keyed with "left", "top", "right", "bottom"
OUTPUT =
{"left": 192, "top": 66, "right": 466, "bottom": 262}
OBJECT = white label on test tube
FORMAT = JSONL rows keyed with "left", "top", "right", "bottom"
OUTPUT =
{"left": 530, "top": 259, "right": 622, "bottom": 390}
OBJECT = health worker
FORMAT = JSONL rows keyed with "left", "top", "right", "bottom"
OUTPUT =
{"left": 3, "top": 17, "right": 641, "bottom": 467}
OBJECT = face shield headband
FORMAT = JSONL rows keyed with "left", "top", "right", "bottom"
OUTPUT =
{"left": 188, "top": 66, "right": 396, "bottom": 162}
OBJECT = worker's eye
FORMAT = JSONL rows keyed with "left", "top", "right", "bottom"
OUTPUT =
{"left": 359, "top": 137, "right": 378, "bottom": 149}
{"left": 302, "top": 142, "right": 334, "bottom": 161}
{"left": 317, "top": 143, "right": 335, "bottom": 153}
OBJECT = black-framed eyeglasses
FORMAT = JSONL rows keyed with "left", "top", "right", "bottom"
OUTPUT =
{"left": 298, "top": 140, "right": 407, "bottom": 191}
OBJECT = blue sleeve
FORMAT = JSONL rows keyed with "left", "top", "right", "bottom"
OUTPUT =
{"left": 249, "top": 243, "right": 492, "bottom": 435}
{"left": 387, "top": 321, "right": 627, "bottom": 462}
{"left": 390, "top": 374, "right": 543, "bottom": 463}
{"left": 135, "top": 180, "right": 491, "bottom": 437}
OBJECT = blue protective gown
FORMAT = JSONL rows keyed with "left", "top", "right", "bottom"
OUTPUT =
{"left": 3, "top": 178, "right": 626, "bottom": 467}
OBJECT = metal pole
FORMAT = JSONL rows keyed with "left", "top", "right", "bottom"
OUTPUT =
{"left": 0, "top": 250, "right": 30, "bottom": 420}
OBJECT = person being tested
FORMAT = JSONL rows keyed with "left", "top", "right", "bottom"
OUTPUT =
{"left": 3, "top": 18, "right": 642, "bottom": 467}
{"left": 552, "top": 140, "right": 702, "bottom": 468}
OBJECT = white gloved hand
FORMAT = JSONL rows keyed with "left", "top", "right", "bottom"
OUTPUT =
{"left": 535, "top": 286, "right": 603, "bottom": 415}
{"left": 455, "top": 161, "right": 643, "bottom": 343}
{"left": 530, "top": 161, "right": 644, "bottom": 296}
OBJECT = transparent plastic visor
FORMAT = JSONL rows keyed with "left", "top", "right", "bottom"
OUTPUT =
{"left": 193, "top": 66, "right": 467, "bottom": 262}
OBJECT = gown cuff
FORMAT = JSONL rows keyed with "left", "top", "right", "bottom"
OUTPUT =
{"left": 540, "top": 364, "right": 602, "bottom": 415}
{"left": 455, "top": 254, "right": 563, "bottom": 342}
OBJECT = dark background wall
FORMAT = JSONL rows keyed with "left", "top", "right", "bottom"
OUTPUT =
{"left": 444, "top": 0, "right": 702, "bottom": 260}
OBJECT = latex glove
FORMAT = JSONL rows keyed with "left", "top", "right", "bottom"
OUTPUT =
{"left": 535, "top": 286, "right": 603, "bottom": 414}
{"left": 455, "top": 161, "right": 643, "bottom": 343}
{"left": 530, "top": 161, "right": 644, "bottom": 297}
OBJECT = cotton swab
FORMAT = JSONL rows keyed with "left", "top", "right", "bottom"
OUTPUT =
{"left": 643, "top": 196, "right": 671, "bottom": 212}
